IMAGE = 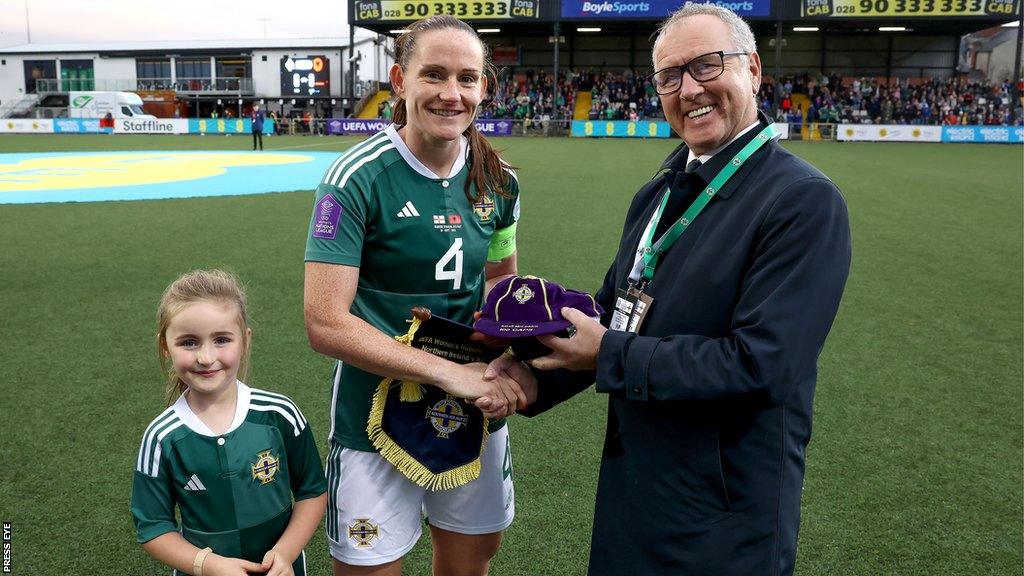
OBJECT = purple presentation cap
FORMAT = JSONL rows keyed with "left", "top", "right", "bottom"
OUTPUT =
{"left": 474, "top": 276, "right": 604, "bottom": 338}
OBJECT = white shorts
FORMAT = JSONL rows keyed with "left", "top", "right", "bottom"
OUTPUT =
{"left": 325, "top": 424, "right": 515, "bottom": 566}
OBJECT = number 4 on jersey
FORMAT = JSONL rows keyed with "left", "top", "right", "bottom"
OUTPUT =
{"left": 435, "top": 238, "right": 464, "bottom": 290}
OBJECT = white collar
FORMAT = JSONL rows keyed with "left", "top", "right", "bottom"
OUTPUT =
{"left": 686, "top": 120, "right": 762, "bottom": 166}
{"left": 174, "top": 380, "right": 250, "bottom": 437}
{"left": 385, "top": 123, "right": 469, "bottom": 180}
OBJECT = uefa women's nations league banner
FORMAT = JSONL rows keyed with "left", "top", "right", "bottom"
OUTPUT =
{"left": 326, "top": 118, "right": 513, "bottom": 136}
{"left": 839, "top": 124, "right": 1023, "bottom": 144}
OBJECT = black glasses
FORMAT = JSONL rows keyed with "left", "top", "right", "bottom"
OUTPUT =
{"left": 646, "top": 50, "right": 749, "bottom": 95}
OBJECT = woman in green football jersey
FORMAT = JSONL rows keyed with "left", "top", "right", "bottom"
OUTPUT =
{"left": 132, "top": 270, "right": 327, "bottom": 576}
{"left": 304, "top": 15, "right": 531, "bottom": 576}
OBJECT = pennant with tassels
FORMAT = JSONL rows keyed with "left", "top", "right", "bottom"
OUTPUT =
{"left": 367, "top": 308, "right": 504, "bottom": 491}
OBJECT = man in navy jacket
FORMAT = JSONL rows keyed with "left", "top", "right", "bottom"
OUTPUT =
{"left": 479, "top": 5, "right": 851, "bottom": 575}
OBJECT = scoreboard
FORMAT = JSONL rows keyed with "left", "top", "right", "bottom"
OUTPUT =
{"left": 281, "top": 56, "right": 330, "bottom": 96}
{"left": 353, "top": 0, "right": 542, "bottom": 22}
{"left": 800, "top": 0, "right": 1020, "bottom": 17}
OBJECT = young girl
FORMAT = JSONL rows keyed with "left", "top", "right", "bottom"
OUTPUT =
{"left": 132, "top": 270, "right": 327, "bottom": 576}
{"left": 304, "top": 15, "right": 526, "bottom": 576}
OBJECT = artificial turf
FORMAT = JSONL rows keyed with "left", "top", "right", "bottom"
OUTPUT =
{"left": 0, "top": 134, "right": 1020, "bottom": 575}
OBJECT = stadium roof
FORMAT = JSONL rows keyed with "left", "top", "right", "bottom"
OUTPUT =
{"left": 0, "top": 38, "right": 363, "bottom": 55}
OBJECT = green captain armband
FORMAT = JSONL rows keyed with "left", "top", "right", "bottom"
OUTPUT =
{"left": 487, "top": 222, "right": 517, "bottom": 262}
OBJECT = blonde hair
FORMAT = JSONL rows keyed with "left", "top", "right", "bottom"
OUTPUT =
{"left": 156, "top": 269, "right": 252, "bottom": 406}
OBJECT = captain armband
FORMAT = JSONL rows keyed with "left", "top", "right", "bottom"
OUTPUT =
{"left": 487, "top": 222, "right": 517, "bottom": 262}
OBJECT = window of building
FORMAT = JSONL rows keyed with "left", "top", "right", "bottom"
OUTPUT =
{"left": 175, "top": 58, "right": 211, "bottom": 79}
{"left": 215, "top": 57, "right": 251, "bottom": 80}
{"left": 23, "top": 59, "right": 56, "bottom": 93}
{"left": 136, "top": 59, "right": 171, "bottom": 79}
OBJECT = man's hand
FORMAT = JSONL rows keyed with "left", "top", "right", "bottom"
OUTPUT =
{"left": 475, "top": 353, "right": 538, "bottom": 416}
{"left": 442, "top": 362, "right": 526, "bottom": 418}
{"left": 530, "top": 307, "right": 606, "bottom": 371}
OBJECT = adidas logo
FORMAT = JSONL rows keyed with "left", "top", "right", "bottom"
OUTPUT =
{"left": 396, "top": 201, "right": 420, "bottom": 218}
{"left": 183, "top": 474, "right": 206, "bottom": 492}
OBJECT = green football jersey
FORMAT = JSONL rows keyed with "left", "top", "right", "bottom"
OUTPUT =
{"left": 305, "top": 125, "right": 521, "bottom": 451}
{"left": 131, "top": 382, "right": 327, "bottom": 575}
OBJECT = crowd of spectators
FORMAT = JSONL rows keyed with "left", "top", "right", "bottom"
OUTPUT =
{"left": 477, "top": 69, "right": 665, "bottom": 125}
{"left": 379, "top": 66, "right": 1020, "bottom": 127}
{"left": 761, "top": 72, "right": 1021, "bottom": 126}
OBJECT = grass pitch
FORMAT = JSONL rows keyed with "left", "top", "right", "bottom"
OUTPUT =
{"left": 0, "top": 134, "right": 1021, "bottom": 575}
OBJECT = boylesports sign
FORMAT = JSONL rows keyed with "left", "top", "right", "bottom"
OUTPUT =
{"left": 562, "top": 0, "right": 771, "bottom": 18}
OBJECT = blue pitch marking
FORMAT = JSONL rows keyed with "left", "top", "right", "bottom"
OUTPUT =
{"left": 0, "top": 151, "right": 341, "bottom": 204}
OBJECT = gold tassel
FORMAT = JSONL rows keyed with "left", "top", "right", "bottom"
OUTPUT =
{"left": 389, "top": 316, "right": 424, "bottom": 402}
{"left": 367, "top": 379, "right": 491, "bottom": 491}
{"left": 365, "top": 312, "right": 489, "bottom": 490}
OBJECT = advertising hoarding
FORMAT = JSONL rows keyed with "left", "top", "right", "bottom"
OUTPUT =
{"left": 941, "top": 125, "right": 1024, "bottom": 143}
{"left": 353, "top": 0, "right": 541, "bottom": 22}
{"left": 562, "top": 0, "right": 771, "bottom": 19}
{"left": 326, "top": 118, "right": 513, "bottom": 135}
{"left": 798, "top": 0, "right": 1019, "bottom": 18}
{"left": 52, "top": 119, "right": 106, "bottom": 134}
{"left": 0, "top": 119, "right": 55, "bottom": 133}
{"left": 837, "top": 124, "right": 943, "bottom": 141}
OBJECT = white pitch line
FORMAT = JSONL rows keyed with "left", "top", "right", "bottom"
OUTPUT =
{"left": 270, "top": 139, "right": 363, "bottom": 151}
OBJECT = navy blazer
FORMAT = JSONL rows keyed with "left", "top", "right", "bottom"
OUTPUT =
{"left": 527, "top": 116, "right": 851, "bottom": 576}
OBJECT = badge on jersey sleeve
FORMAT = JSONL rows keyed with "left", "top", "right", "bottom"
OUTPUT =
{"left": 312, "top": 194, "right": 343, "bottom": 239}
{"left": 366, "top": 308, "right": 503, "bottom": 491}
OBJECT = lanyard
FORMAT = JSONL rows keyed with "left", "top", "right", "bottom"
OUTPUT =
{"left": 629, "top": 123, "right": 777, "bottom": 286}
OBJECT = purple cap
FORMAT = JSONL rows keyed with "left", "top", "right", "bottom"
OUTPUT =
{"left": 474, "top": 276, "right": 604, "bottom": 338}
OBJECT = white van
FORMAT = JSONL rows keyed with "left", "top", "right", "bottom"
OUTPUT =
{"left": 68, "top": 91, "right": 157, "bottom": 120}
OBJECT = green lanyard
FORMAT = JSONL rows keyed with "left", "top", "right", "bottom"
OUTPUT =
{"left": 630, "top": 123, "right": 778, "bottom": 286}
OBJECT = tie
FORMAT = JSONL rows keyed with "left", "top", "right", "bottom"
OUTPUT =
{"left": 653, "top": 159, "right": 701, "bottom": 240}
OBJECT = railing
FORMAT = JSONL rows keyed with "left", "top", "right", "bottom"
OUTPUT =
{"left": 787, "top": 122, "right": 839, "bottom": 141}
{"left": 35, "top": 77, "right": 254, "bottom": 94}
{"left": 0, "top": 95, "right": 39, "bottom": 119}
{"left": 352, "top": 81, "right": 380, "bottom": 117}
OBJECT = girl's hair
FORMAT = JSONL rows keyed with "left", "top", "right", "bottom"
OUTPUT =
{"left": 391, "top": 14, "right": 514, "bottom": 202}
{"left": 156, "top": 269, "right": 252, "bottom": 406}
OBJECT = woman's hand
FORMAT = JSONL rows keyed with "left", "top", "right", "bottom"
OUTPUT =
{"left": 260, "top": 549, "right": 295, "bottom": 576}
{"left": 202, "top": 553, "right": 265, "bottom": 576}
{"left": 474, "top": 353, "right": 538, "bottom": 416}
{"left": 442, "top": 362, "right": 527, "bottom": 418}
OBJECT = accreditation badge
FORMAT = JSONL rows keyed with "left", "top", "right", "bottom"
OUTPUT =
{"left": 611, "top": 284, "right": 653, "bottom": 334}
{"left": 367, "top": 308, "right": 503, "bottom": 491}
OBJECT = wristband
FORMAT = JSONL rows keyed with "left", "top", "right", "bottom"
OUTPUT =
{"left": 193, "top": 547, "right": 213, "bottom": 576}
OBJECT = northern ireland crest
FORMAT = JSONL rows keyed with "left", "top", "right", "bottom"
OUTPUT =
{"left": 251, "top": 450, "right": 280, "bottom": 485}
{"left": 348, "top": 518, "right": 380, "bottom": 548}
{"left": 425, "top": 395, "right": 469, "bottom": 438}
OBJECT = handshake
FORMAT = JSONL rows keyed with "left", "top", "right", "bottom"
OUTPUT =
{"left": 450, "top": 276, "right": 606, "bottom": 419}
